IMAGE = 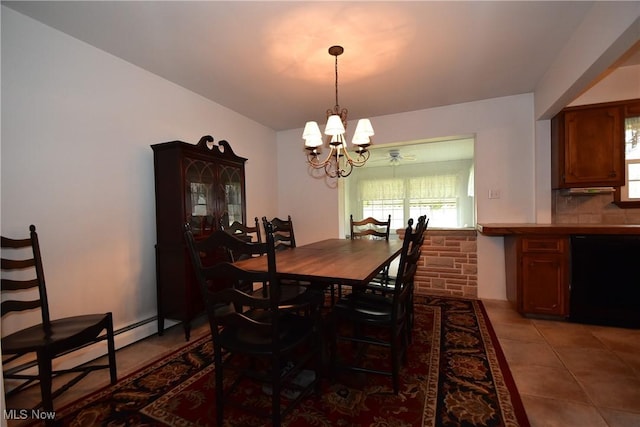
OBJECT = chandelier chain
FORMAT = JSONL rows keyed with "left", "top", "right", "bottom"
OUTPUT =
{"left": 334, "top": 53, "right": 339, "bottom": 110}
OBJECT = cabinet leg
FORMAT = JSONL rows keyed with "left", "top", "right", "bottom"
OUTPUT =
{"left": 158, "top": 316, "right": 165, "bottom": 336}
{"left": 184, "top": 321, "right": 191, "bottom": 341}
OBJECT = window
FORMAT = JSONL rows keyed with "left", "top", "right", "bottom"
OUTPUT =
{"left": 343, "top": 138, "right": 475, "bottom": 235}
{"left": 623, "top": 116, "right": 640, "bottom": 200}
{"left": 615, "top": 114, "right": 640, "bottom": 206}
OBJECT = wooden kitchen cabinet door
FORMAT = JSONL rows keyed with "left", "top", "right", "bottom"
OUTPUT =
{"left": 521, "top": 253, "right": 568, "bottom": 316}
{"left": 552, "top": 102, "right": 624, "bottom": 189}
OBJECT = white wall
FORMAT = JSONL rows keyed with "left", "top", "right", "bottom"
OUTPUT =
{"left": 277, "top": 94, "right": 537, "bottom": 300}
{"left": 1, "top": 7, "right": 279, "bottom": 345}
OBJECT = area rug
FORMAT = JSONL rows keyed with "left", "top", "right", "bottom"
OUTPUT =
{"left": 46, "top": 296, "right": 529, "bottom": 426}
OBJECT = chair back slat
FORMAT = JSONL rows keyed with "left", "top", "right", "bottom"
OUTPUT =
{"left": 1, "top": 278, "right": 40, "bottom": 291}
{"left": 1, "top": 299, "right": 42, "bottom": 317}
{"left": 1, "top": 258, "right": 36, "bottom": 270}
{"left": 1, "top": 236, "right": 32, "bottom": 249}
{"left": 350, "top": 215, "right": 391, "bottom": 241}
{"left": 1, "top": 225, "right": 51, "bottom": 327}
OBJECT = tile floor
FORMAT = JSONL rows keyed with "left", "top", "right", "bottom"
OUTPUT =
{"left": 483, "top": 299, "right": 640, "bottom": 427}
{"left": 4, "top": 299, "right": 640, "bottom": 426}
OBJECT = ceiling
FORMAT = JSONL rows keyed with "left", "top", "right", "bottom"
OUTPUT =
{"left": 4, "top": 1, "right": 638, "bottom": 132}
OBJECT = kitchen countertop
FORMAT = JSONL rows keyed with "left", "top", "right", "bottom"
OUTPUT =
{"left": 477, "top": 223, "right": 640, "bottom": 236}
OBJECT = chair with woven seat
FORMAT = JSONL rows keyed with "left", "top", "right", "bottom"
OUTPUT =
{"left": 329, "top": 220, "right": 417, "bottom": 394}
{"left": 1, "top": 225, "right": 117, "bottom": 418}
{"left": 184, "top": 222, "right": 320, "bottom": 426}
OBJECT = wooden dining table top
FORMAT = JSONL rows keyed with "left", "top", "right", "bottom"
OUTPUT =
{"left": 233, "top": 238, "right": 404, "bottom": 286}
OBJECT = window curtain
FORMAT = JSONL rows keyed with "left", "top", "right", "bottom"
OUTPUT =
{"left": 409, "top": 175, "right": 458, "bottom": 198}
{"left": 359, "top": 179, "right": 405, "bottom": 200}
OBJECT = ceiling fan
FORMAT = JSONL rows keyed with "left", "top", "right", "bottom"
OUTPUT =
{"left": 372, "top": 149, "right": 417, "bottom": 166}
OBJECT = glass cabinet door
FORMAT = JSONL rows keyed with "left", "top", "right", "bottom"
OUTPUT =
{"left": 184, "top": 158, "right": 216, "bottom": 235}
{"left": 218, "top": 163, "right": 245, "bottom": 227}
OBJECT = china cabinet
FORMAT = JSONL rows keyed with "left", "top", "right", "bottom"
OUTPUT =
{"left": 152, "top": 135, "right": 247, "bottom": 339}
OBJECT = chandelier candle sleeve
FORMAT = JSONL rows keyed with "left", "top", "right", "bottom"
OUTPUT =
{"left": 303, "top": 45, "right": 374, "bottom": 178}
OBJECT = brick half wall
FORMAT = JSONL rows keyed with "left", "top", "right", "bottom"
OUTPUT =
{"left": 410, "top": 228, "right": 478, "bottom": 298}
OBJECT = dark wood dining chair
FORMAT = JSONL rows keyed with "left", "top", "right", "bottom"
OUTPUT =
{"left": 350, "top": 214, "right": 392, "bottom": 240}
{"left": 261, "top": 215, "right": 326, "bottom": 313}
{"left": 365, "top": 215, "right": 427, "bottom": 342}
{"left": 265, "top": 215, "right": 296, "bottom": 251}
{"left": 348, "top": 214, "right": 393, "bottom": 299}
{"left": 1, "top": 225, "right": 117, "bottom": 418}
{"left": 330, "top": 220, "right": 417, "bottom": 394}
{"left": 220, "top": 216, "right": 262, "bottom": 261}
{"left": 184, "top": 222, "right": 320, "bottom": 426}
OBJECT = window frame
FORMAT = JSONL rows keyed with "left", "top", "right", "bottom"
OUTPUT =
{"left": 613, "top": 104, "right": 640, "bottom": 208}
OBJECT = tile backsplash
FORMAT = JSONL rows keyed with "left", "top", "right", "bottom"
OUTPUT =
{"left": 552, "top": 191, "right": 640, "bottom": 224}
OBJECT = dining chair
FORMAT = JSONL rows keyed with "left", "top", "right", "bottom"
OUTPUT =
{"left": 349, "top": 214, "right": 393, "bottom": 297}
{"left": 1, "top": 225, "right": 117, "bottom": 419}
{"left": 329, "top": 220, "right": 417, "bottom": 394}
{"left": 406, "top": 215, "right": 428, "bottom": 337}
{"left": 184, "top": 222, "right": 321, "bottom": 426}
{"left": 350, "top": 214, "right": 392, "bottom": 241}
{"left": 261, "top": 215, "right": 326, "bottom": 314}
{"left": 220, "top": 216, "right": 262, "bottom": 260}
{"left": 265, "top": 215, "right": 296, "bottom": 251}
{"left": 365, "top": 215, "right": 427, "bottom": 341}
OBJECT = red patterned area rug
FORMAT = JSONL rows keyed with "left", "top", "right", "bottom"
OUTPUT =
{"left": 49, "top": 296, "right": 529, "bottom": 426}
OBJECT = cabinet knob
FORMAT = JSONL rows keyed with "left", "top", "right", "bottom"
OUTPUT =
{"left": 609, "top": 171, "right": 617, "bottom": 177}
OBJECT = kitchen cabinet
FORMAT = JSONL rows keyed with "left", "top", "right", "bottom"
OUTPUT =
{"left": 504, "top": 235, "right": 569, "bottom": 317}
{"left": 552, "top": 100, "right": 625, "bottom": 189}
{"left": 152, "top": 135, "right": 247, "bottom": 340}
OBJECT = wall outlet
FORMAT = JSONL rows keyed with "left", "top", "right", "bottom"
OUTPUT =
{"left": 488, "top": 189, "right": 501, "bottom": 199}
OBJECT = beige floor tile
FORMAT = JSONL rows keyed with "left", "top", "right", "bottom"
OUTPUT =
{"left": 510, "top": 365, "right": 591, "bottom": 404}
{"left": 616, "top": 350, "right": 640, "bottom": 377}
{"left": 590, "top": 326, "right": 640, "bottom": 353}
{"left": 534, "top": 322, "right": 607, "bottom": 349}
{"left": 555, "top": 347, "right": 636, "bottom": 378}
{"left": 490, "top": 321, "right": 546, "bottom": 343}
{"left": 520, "top": 394, "right": 608, "bottom": 427}
{"left": 575, "top": 373, "right": 640, "bottom": 413}
{"left": 499, "top": 338, "right": 564, "bottom": 369}
{"left": 598, "top": 407, "right": 640, "bottom": 427}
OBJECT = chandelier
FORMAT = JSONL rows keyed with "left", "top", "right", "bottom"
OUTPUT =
{"left": 302, "top": 45, "right": 374, "bottom": 178}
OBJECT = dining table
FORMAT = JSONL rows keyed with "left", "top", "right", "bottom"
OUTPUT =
{"left": 233, "top": 238, "right": 403, "bottom": 288}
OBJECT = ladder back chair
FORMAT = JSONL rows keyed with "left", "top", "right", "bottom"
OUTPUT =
{"left": 220, "top": 216, "right": 262, "bottom": 261}
{"left": 1, "top": 225, "right": 117, "bottom": 417}
{"left": 349, "top": 214, "right": 393, "bottom": 298}
{"left": 261, "top": 215, "right": 325, "bottom": 314}
{"left": 350, "top": 214, "right": 392, "bottom": 240}
{"left": 184, "top": 222, "right": 320, "bottom": 426}
{"left": 330, "top": 220, "right": 416, "bottom": 394}
{"left": 265, "top": 215, "right": 296, "bottom": 251}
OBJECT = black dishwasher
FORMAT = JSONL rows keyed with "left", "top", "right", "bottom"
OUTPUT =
{"left": 570, "top": 234, "right": 640, "bottom": 328}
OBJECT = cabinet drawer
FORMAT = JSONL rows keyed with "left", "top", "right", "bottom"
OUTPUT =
{"left": 522, "top": 237, "right": 566, "bottom": 253}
